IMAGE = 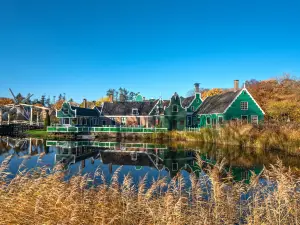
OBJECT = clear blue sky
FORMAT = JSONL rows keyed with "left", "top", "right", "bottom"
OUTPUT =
{"left": 0, "top": 0, "right": 299, "bottom": 102}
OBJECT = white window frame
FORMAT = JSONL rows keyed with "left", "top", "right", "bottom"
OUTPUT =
{"left": 121, "top": 117, "right": 127, "bottom": 124}
{"left": 251, "top": 115, "right": 258, "bottom": 125}
{"left": 132, "top": 108, "right": 139, "bottom": 115}
{"left": 172, "top": 105, "right": 178, "bottom": 112}
{"left": 63, "top": 118, "right": 70, "bottom": 125}
{"left": 240, "top": 101, "right": 248, "bottom": 110}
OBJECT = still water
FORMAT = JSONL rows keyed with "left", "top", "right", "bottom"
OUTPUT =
{"left": 0, "top": 137, "right": 300, "bottom": 185}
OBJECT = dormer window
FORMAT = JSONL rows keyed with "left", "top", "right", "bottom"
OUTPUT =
{"left": 172, "top": 105, "right": 178, "bottom": 112}
{"left": 132, "top": 108, "right": 139, "bottom": 115}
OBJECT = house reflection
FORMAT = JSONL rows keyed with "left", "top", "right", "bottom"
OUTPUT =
{"left": 49, "top": 140, "right": 263, "bottom": 182}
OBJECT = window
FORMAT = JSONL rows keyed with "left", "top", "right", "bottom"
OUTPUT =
{"left": 196, "top": 99, "right": 200, "bottom": 103}
{"left": 132, "top": 108, "right": 139, "bottom": 115}
{"left": 251, "top": 115, "right": 258, "bottom": 125}
{"left": 240, "top": 101, "right": 248, "bottom": 110}
{"left": 191, "top": 106, "right": 195, "bottom": 111}
{"left": 206, "top": 117, "right": 211, "bottom": 125}
{"left": 83, "top": 118, "right": 87, "bottom": 125}
{"left": 111, "top": 118, "right": 116, "bottom": 126}
{"left": 172, "top": 105, "right": 178, "bottom": 112}
{"left": 121, "top": 117, "right": 127, "bottom": 125}
{"left": 218, "top": 116, "right": 224, "bottom": 124}
{"left": 187, "top": 116, "right": 192, "bottom": 126}
{"left": 102, "top": 120, "right": 106, "bottom": 126}
{"left": 241, "top": 115, "right": 248, "bottom": 123}
{"left": 172, "top": 163, "right": 178, "bottom": 171}
{"left": 64, "top": 118, "right": 70, "bottom": 125}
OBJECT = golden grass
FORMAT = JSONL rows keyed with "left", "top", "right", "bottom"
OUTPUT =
{"left": 146, "top": 123, "right": 300, "bottom": 152}
{"left": 0, "top": 156, "right": 299, "bottom": 224}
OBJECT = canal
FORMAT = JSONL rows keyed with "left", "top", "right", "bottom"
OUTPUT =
{"left": 1, "top": 136, "right": 300, "bottom": 186}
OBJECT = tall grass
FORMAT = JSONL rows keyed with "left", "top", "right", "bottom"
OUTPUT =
{"left": 0, "top": 156, "right": 299, "bottom": 224}
{"left": 146, "top": 123, "right": 300, "bottom": 152}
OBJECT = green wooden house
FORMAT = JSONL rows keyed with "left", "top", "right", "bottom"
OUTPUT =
{"left": 195, "top": 81, "right": 265, "bottom": 128}
{"left": 163, "top": 92, "right": 187, "bottom": 130}
{"left": 182, "top": 83, "right": 203, "bottom": 127}
{"left": 56, "top": 101, "right": 100, "bottom": 126}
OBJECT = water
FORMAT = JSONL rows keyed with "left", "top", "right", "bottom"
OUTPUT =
{"left": 0, "top": 136, "right": 300, "bottom": 186}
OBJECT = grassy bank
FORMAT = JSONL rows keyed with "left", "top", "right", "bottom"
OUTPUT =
{"left": 24, "top": 129, "right": 49, "bottom": 138}
{"left": 146, "top": 123, "right": 300, "bottom": 152}
{"left": 0, "top": 156, "right": 299, "bottom": 225}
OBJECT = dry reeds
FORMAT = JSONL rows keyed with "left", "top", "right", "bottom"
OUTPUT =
{"left": 0, "top": 155, "right": 299, "bottom": 225}
{"left": 148, "top": 123, "right": 300, "bottom": 152}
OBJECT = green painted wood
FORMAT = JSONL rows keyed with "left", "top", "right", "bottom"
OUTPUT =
{"left": 163, "top": 93, "right": 187, "bottom": 130}
{"left": 186, "top": 93, "right": 202, "bottom": 113}
{"left": 224, "top": 89, "right": 264, "bottom": 122}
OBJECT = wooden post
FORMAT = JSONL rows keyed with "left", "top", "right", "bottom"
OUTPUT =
{"left": 0, "top": 108, "right": 2, "bottom": 125}
{"left": 30, "top": 107, "right": 33, "bottom": 125}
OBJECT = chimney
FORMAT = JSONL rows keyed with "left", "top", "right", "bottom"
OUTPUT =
{"left": 109, "top": 94, "right": 113, "bottom": 103}
{"left": 234, "top": 80, "right": 239, "bottom": 92}
{"left": 83, "top": 98, "right": 87, "bottom": 108}
{"left": 194, "top": 83, "right": 200, "bottom": 93}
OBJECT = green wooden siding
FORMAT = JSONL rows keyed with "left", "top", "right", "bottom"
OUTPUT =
{"left": 187, "top": 93, "right": 202, "bottom": 113}
{"left": 57, "top": 102, "right": 76, "bottom": 118}
{"left": 196, "top": 89, "right": 264, "bottom": 128}
{"left": 224, "top": 90, "right": 264, "bottom": 122}
{"left": 163, "top": 94, "right": 186, "bottom": 130}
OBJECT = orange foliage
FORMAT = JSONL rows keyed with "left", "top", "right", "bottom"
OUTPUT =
{"left": 53, "top": 99, "right": 64, "bottom": 110}
{"left": 0, "top": 98, "right": 14, "bottom": 106}
{"left": 202, "top": 88, "right": 224, "bottom": 99}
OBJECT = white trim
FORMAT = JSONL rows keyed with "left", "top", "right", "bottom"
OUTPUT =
{"left": 223, "top": 88, "right": 265, "bottom": 115}
{"left": 132, "top": 108, "right": 139, "bottom": 115}
{"left": 148, "top": 99, "right": 161, "bottom": 115}
{"left": 251, "top": 115, "right": 259, "bottom": 125}
{"left": 240, "top": 101, "right": 248, "bottom": 110}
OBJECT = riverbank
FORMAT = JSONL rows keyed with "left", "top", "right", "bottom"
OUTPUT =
{"left": 145, "top": 123, "right": 300, "bottom": 152}
{"left": 0, "top": 158, "right": 299, "bottom": 225}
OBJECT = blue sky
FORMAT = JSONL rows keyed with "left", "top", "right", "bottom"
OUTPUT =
{"left": 0, "top": 0, "right": 299, "bottom": 102}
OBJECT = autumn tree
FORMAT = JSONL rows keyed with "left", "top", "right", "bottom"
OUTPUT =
{"left": 95, "top": 96, "right": 110, "bottom": 107}
{"left": 202, "top": 88, "right": 224, "bottom": 99}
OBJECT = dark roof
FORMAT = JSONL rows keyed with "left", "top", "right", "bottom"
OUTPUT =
{"left": 99, "top": 100, "right": 158, "bottom": 116}
{"left": 70, "top": 106, "right": 99, "bottom": 117}
{"left": 195, "top": 91, "right": 240, "bottom": 114}
{"left": 182, "top": 96, "right": 194, "bottom": 108}
{"left": 163, "top": 100, "right": 170, "bottom": 107}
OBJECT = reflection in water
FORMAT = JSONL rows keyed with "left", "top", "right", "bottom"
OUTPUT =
{"left": 1, "top": 137, "right": 300, "bottom": 183}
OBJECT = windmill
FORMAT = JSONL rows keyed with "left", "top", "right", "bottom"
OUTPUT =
{"left": 8, "top": 88, "right": 34, "bottom": 121}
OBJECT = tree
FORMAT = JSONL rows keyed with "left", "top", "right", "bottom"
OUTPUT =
{"left": 95, "top": 96, "right": 110, "bottom": 106}
{"left": 44, "top": 112, "right": 51, "bottom": 128}
{"left": 202, "top": 88, "right": 224, "bottom": 99}
{"left": 0, "top": 98, "right": 14, "bottom": 106}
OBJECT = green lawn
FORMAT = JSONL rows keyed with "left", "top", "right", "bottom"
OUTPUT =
{"left": 25, "top": 129, "right": 48, "bottom": 138}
